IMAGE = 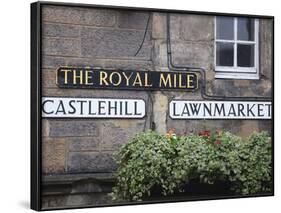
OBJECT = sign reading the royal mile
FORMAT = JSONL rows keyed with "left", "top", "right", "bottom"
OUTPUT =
{"left": 56, "top": 67, "right": 198, "bottom": 91}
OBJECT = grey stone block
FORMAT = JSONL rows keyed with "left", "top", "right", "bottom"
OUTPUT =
{"left": 42, "top": 69, "right": 56, "bottom": 88}
{"left": 42, "top": 119, "right": 49, "bottom": 137}
{"left": 43, "top": 23, "right": 80, "bottom": 38}
{"left": 152, "top": 12, "right": 166, "bottom": 39}
{"left": 42, "top": 38, "right": 80, "bottom": 56}
{"left": 100, "top": 120, "right": 146, "bottom": 151}
{"left": 258, "top": 120, "right": 272, "bottom": 133}
{"left": 260, "top": 20, "right": 273, "bottom": 79}
{"left": 42, "top": 56, "right": 66, "bottom": 69}
{"left": 81, "top": 28, "right": 152, "bottom": 59}
{"left": 42, "top": 196, "right": 68, "bottom": 209}
{"left": 171, "top": 41, "right": 213, "bottom": 69}
{"left": 180, "top": 14, "right": 214, "bottom": 41}
{"left": 42, "top": 6, "right": 116, "bottom": 27}
{"left": 152, "top": 40, "right": 168, "bottom": 67}
{"left": 169, "top": 15, "right": 182, "bottom": 40}
{"left": 68, "top": 137, "right": 100, "bottom": 151}
{"left": 42, "top": 138, "right": 66, "bottom": 174}
{"left": 68, "top": 152, "right": 116, "bottom": 172}
{"left": 42, "top": 88, "right": 150, "bottom": 100}
{"left": 42, "top": 55, "right": 152, "bottom": 70}
{"left": 116, "top": 11, "right": 151, "bottom": 29}
{"left": 49, "top": 120, "right": 99, "bottom": 137}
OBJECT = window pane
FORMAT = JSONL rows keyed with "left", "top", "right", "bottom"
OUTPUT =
{"left": 216, "top": 17, "right": 234, "bottom": 40}
{"left": 237, "top": 44, "right": 255, "bottom": 67}
{"left": 216, "top": 42, "right": 234, "bottom": 66}
{"left": 237, "top": 18, "right": 255, "bottom": 41}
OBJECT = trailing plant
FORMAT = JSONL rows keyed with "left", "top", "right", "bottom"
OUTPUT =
{"left": 110, "top": 130, "right": 272, "bottom": 201}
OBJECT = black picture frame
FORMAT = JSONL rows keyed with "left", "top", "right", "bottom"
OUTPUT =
{"left": 31, "top": 1, "right": 274, "bottom": 211}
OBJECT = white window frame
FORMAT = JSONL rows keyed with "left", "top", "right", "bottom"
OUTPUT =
{"left": 214, "top": 17, "right": 259, "bottom": 79}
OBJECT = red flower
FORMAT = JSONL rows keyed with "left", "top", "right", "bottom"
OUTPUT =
{"left": 215, "top": 129, "right": 222, "bottom": 136}
{"left": 198, "top": 130, "right": 211, "bottom": 137}
{"left": 214, "top": 140, "right": 221, "bottom": 146}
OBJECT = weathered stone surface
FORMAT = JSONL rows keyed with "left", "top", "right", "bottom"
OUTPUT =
{"left": 68, "top": 137, "right": 99, "bottom": 152}
{"left": 42, "top": 6, "right": 116, "bottom": 27}
{"left": 68, "top": 152, "right": 116, "bottom": 173}
{"left": 117, "top": 11, "right": 151, "bottom": 29}
{"left": 239, "top": 121, "right": 259, "bottom": 138}
{"left": 209, "top": 79, "right": 257, "bottom": 97}
{"left": 233, "top": 80, "right": 250, "bottom": 87}
{"left": 42, "top": 138, "right": 66, "bottom": 174}
{"left": 42, "top": 119, "right": 49, "bottom": 137}
{"left": 180, "top": 14, "right": 213, "bottom": 41}
{"left": 81, "top": 28, "right": 152, "bottom": 59}
{"left": 249, "top": 79, "right": 272, "bottom": 97}
{"left": 260, "top": 19, "right": 273, "bottom": 80}
{"left": 49, "top": 120, "right": 99, "bottom": 137}
{"left": 42, "top": 88, "right": 150, "bottom": 100}
{"left": 42, "top": 69, "right": 56, "bottom": 88}
{"left": 205, "top": 70, "right": 215, "bottom": 81}
{"left": 152, "top": 13, "right": 166, "bottom": 39}
{"left": 65, "top": 193, "right": 110, "bottom": 206}
{"left": 42, "top": 38, "right": 80, "bottom": 56}
{"left": 169, "top": 15, "right": 182, "bottom": 40}
{"left": 100, "top": 120, "right": 146, "bottom": 150}
{"left": 167, "top": 119, "right": 243, "bottom": 136}
{"left": 42, "top": 196, "right": 68, "bottom": 209}
{"left": 153, "top": 92, "right": 168, "bottom": 134}
{"left": 42, "top": 55, "right": 152, "bottom": 70}
{"left": 152, "top": 40, "right": 168, "bottom": 67}
{"left": 258, "top": 120, "right": 272, "bottom": 134}
{"left": 42, "top": 23, "right": 80, "bottom": 37}
{"left": 172, "top": 41, "right": 213, "bottom": 70}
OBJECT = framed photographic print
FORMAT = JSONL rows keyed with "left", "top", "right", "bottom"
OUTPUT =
{"left": 31, "top": 1, "right": 274, "bottom": 211}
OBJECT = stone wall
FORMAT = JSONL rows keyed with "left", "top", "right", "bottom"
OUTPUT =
{"left": 41, "top": 5, "right": 273, "bottom": 209}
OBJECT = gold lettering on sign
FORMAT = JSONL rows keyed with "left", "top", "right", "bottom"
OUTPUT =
{"left": 132, "top": 72, "right": 143, "bottom": 86}
{"left": 178, "top": 74, "right": 185, "bottom": 88}
{"left": 73, "top": 70, "right": 83, "bottom": 85}
{"left": 159, "top": 73, "right": 172, "bottom": 88}
{"left": 110, "top": 72, "right": 122, "bottom": 86}
{"left": 85, "top": 70, "right": 93, "bottom": 85}
{"left": 122, "top": 72, "right": 134, "bottom": 86}
{"left": 144, "top": 73, "right": 153, "bottom": 87}
{"left": 60, "top": 69, "right": 72, "bottom": 84}
{"left": 100, "top": 71, "right": 109, "bottom": 85}
{"left": 173, "top": 74, "right": 177, "bottom": 88}
{"left": 186, "top": 75, "right": 194, "bottom": 88}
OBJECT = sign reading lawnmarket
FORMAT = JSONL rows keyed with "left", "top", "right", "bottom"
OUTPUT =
{"left": 169, "top": 101, "right": 272, "bottom": 119}
{"left": 31, "top": 2, "right": 274, "bottom": 211}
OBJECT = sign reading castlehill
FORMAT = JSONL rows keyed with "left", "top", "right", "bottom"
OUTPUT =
{"left": 56, "top": 67, "right": 198, "bottom": 91}
{"left": 170, "top": 101, "right": 272, "bottom": 119}
{"left": 42, "top": 97, "right": 146, "bottom": 118}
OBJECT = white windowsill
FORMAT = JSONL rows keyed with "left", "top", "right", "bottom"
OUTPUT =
{"left": 215, "top": 72, "right": 259, "bottom": 80}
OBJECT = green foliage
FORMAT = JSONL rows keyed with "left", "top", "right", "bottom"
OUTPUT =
{"left": 110, "top": 130, "right": 272, "bottom": 201}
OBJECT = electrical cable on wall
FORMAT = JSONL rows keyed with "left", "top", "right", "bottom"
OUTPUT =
{"left": 134, "top": 13, "right": 151, "bottom": 56}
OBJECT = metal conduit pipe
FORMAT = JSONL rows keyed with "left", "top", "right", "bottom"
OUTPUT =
{"left": 166, "top": 13, "right": 272, "bottom": 101}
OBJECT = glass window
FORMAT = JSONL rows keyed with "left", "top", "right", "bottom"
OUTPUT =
{"left": 216, "top": 17, "right": 234, "bottom": 40}
{"left": 237, "top": 18, "right": 255, "bottom": 41}
{"left": 215, "top": 16, "right": 259, "bottom": 79}
{"left": 216, "top": 42, "right": 234, "bottom": 66}
{"left": 237, "top": 44, "right": 255, "bottom": 67}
